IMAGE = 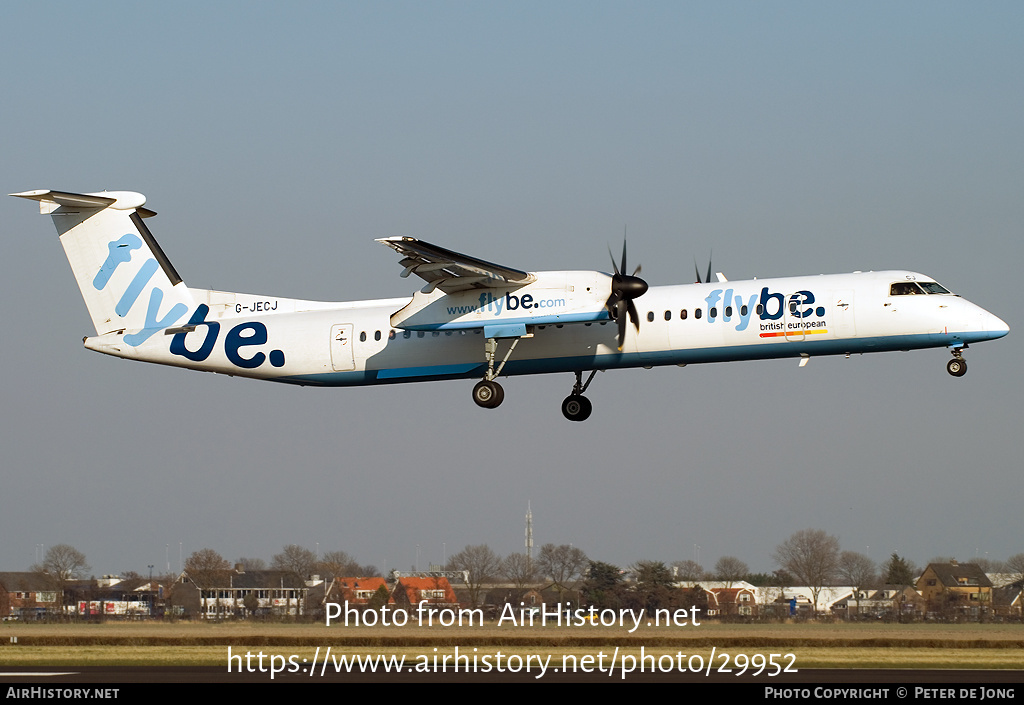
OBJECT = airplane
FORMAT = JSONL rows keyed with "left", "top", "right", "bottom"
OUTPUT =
{"left": 12, "top": 188, "right": 1010, "bottom": 421}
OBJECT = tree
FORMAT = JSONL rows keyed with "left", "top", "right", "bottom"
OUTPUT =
{"left": 184, "top": 548, "right": 231, "bottom": 619}
{"left": 630, "top": 560, "right": 678, "bottom": 614}
{"left": 882, "top": 553, "right": 917, "bottom": 587}
{"left": 581, "top": 561, "right": 626, "bottom": 609}
{"left": 838, "top": 551, "right": 877, "bottom": 619}
{"left": 671, "top": 560, "right": 705, "bottom": 582}
{"left": 32, "top": 544, "right": 90, "bottom": 610}
{"left": 536, "top": 544, "right": 588, "bottom": 590}
{"left": 773, "top": 529, "right": 840, "bottom": 616}
{"left": 236, "top": 557, "right": 266, "bottom": 571}
{"left": 447, "top": 544, "right": 501, "bottom": 606}
{"left": 314, "top": 550, "right": 362, "bottom": 578}
{"left": 1005, "top": 553, "right": 1024, "bottom": 585}
{"left": 714, "top": 556, "right": 749, "bottom": 588}
{"left": 271, "top": 544, "right": 317, "bottom": 579}
{"left": 500, "top": 553, "right": 537, "bottom": 590}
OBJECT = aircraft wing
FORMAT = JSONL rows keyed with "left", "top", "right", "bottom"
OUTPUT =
{"left": 377, "top": 237, "right": 536, "bottom": 293}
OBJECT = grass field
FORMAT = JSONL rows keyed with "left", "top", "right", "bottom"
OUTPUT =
{"left": 1, "top": 621, "right": 1022, "bottom": 669}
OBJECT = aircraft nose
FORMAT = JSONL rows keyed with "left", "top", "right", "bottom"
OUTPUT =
{"left": 987, "top": 311, "right": 1010, "bottom": 339}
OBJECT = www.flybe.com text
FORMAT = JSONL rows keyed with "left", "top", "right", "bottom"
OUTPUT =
{"left": 446, "top": 291, "right": 566, "bottom": 316}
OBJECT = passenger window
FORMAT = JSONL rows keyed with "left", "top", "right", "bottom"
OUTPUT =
{"left": 417, "top": 331, "right": 425, "bottom": 338}
{"left": 388, "top": 330, "right": 396, "bottom": 340}
{"left": 374, "top": 330, "right": 381, "bottom": 341}
{"left": 695, "top": 308, "right": 702, "bottom": 319}
{"left": 680, "top": 309, "right": 687, "bottom": 320}
{"left": 725, "top": 306, "right": 732, "bottom": 317}
{"left": 647, "top": 311, "right": 654, "bottom": 322}
{"left": 741, "top": 305, "right": 748, "bottom": 316}
{"left": 403, "top": 330, "right": 411, "bottom": 339}
{"left": 664, "top": 310, "right": 671, "bottom": 321}
{"left": 359, "top": 331, "right": 366, "bottom": 342}
{"left": 710, "top": 307, "right": 717, "bottom": 318}
{"left": 756, "top": 304, "right": 763, "bottom": 315}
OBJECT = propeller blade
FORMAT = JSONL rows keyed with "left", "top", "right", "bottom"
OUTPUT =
{"left": 616, "top": 306, "right": 627, "bottom": 351}
{"left": 627, "top": 299, "right": 640, "bottom": 331}
{"left": 608, "top": 246, "right": 620, "bottom": 276}
{"left": 706, "top": 252, "right": 712, "bottom": 284}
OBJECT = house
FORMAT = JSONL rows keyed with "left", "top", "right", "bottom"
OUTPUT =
{"left": 917, "top": 561, "right": 993, "bottom": 618}
{"left": 0, "top": 572, "right": 59, "bottom": 619}
{"left": 707, "top": 587, "right": 758, "bottom": 617}
{"left": 391, "top": 576, "right": 460, "bottom": 610}
{"left": 832, "top": 587, "right": 925, "bottom": 620}
{"left": 325, "top": 577, "right": 394, "bottom": 609}
{"left": 173, "top": 568, "right": 311, "bottom": 619}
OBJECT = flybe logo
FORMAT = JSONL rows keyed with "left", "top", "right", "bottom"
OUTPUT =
{"left": 169, "top": 305, "right": 286, "bottom": 369}
{"left": 446, "top": 291, "right": 567, "bottom": 317}
{"left": 703, "top": 287, "right": 827, "bottom": 332}
{"left": 93, "top": 234, "right": 188, "bottom": 346}
{"left": 95, "top": 234, "right": 285, "bottom": 368}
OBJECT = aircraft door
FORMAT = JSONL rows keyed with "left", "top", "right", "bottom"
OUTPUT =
{"left": 330, "top": 324, "right": 356, "bottom": 371}
{"left": 831, "top": 291, "right": 856, "bottom": 338}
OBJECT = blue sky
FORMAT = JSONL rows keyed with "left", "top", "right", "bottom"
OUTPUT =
{"left": 1, "top": 1, "right": 1021, "bottom": 578}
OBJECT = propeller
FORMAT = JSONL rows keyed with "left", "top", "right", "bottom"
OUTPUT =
{"left": 605, "top": 240, "right": 648, "bottom": 351}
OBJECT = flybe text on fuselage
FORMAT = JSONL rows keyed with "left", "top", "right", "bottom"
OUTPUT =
{"left": 699, "top": 287, "right": 827, "bottom": 333}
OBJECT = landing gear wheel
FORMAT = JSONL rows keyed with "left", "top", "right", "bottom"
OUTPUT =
{"left": 473, "top": 380, "right": 504, "bottom": 408}
{"left": 947, "top": 358, "right": 967, "bottom": 377}
{"left": 561, "top": 394, "right": 593, "bottom": 422}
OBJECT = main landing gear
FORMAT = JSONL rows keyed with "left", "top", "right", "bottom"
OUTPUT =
{"left": 470, "top": 336, "right": 600, "bottom": 422}
{"left": 561, "top": 370, "right": 598, "bottom": 422}
{"left": 471, "top": 336, "right": 522, "bottom": 409}
{"left": 946, "top": 345, "right": 968, "bottom": 377}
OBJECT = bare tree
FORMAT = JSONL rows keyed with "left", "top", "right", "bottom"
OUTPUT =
{"left": 235, "top": 557, "right": 266, "bottom": 571}
{"left": 314, "top": 550, "right": 355, "bottom": 577}
{"left": 184, "top": 548, "right": 231, "bottom": 619}
{"left": 32, "top": 544, "right": 90, "bottom": 610}
{"left": 1005, "top": 553, "right": 1024, "bottom": 585}
{"left": 838, "top": 551, "right": 877, "bottom": 619}
{"left": 714, "top": 556, "right": 749, "bottom": 588}
{"left": 271, "top": 544, "right": 317, "bottom": 579}
{"left": 500, "top": 552, "right": 537, "bottom": 589}
{"left": 536, "top": 544, "right": 588, "bottom": 590}
{"left": 447, "top": 544, "right": 502, "bottom": 606}
{"left": 773, "top": 529, "right": 840, "bottom": 616}
{"left": 671, "top": 560, "right": 705, "bottom": 582}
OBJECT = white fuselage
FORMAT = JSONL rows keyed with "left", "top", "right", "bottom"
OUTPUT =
{"left": 84, "top": 269, "right": 1009, "bottom": 387}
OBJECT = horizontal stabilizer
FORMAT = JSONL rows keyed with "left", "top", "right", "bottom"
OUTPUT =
{"left": 12, "top": 188, "right": 190, "bottom": 341}
{"left": 10, "top": 190, "right": 155, "bottom": 217}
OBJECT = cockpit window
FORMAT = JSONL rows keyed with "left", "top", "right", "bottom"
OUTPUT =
{"left": 918, "top": 281, "right": 951, "bottom": 294}
{"left": 890, "top": 282, "right": 924, "bottom": 296}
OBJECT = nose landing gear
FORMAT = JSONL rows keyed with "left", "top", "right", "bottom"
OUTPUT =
{"left": 946, "top": 346, "right": 968, "bottom": 377}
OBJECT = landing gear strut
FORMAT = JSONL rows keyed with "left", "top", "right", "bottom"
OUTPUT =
{"left": 471, "top": 336, "right": 523, "bottom": 409}
{"left": 561, "top": 370, "right": 598, "bottom": 422}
